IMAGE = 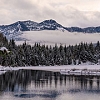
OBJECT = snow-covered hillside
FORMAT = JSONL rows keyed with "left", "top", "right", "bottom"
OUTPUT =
{"left": 16, "top": 30, "right": 100, "bottom": 46}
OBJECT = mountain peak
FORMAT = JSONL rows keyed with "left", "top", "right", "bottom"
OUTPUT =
{"left": 41, "top": 19, "right": 57, "bottom": 24}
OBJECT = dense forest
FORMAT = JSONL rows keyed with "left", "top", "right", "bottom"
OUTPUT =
{"left": 0, "top": 33, "right": 100, "bottom": 67}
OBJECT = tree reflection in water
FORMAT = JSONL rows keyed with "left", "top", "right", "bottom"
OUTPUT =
{"left": 0, "top": 70, "right": 100, "bottom": 99}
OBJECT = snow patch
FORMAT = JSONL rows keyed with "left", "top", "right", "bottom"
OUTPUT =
{"left": 0, "top": 47, "right": 10, "bottom": 53}
{"left": 0, "top": 47, "right": 8, "bottom": 51}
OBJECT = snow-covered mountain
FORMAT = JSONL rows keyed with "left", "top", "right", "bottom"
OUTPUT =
{"left": 0, "top": 19, "right": 65, "bottom": 37}
{"left": 1, "top": 19, "right": 100, "bottom": 38}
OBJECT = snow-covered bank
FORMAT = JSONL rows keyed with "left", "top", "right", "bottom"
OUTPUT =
{"left": 0, "top": 66, "right": 19, "bottom": 75}
{"left": 1, "top": 65, "right": 100, "bottom": 71}
{"left": 0, "top": 65, "right": 100, "bottom": 75}
{"left": 18, "top": 65, "right": 100, "bottom": 72}
{"left": 0, "top": 66, "right": 19, "bottom": 71}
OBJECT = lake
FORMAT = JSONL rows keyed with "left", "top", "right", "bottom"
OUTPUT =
{"left": 0, "top": 70, "right": 100, "bottom": 100}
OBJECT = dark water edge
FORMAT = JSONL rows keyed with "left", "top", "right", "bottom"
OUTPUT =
{"left": 0, "top": 70, "right": 100, "bottom": 100}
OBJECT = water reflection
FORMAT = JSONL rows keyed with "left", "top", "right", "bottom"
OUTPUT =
{"left": 0, "top": 70, "right": 100, "bottom": 99}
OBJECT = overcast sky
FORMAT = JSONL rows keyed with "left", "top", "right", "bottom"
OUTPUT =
{"left": 1, "top": 0, "right": 100, "bottom": 27}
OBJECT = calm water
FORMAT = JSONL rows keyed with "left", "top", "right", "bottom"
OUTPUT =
{"left": 0, "top": 70, "right": 100, "bottom": 100}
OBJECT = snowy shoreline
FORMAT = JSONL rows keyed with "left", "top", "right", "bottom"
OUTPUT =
{"left": 0, "top": 65, "right": 100, "bottom": 72}
{"left": 0, "top": 65, "right": 100, "bottom": 76}
{"left": 18, "top": 65, "right": 100, "bottom": 72}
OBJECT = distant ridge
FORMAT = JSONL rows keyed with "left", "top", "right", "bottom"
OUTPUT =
{"left": 0, "top": 19, "right": 100, "bottom": 37}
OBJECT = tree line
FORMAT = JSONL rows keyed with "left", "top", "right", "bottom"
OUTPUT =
{"left": 0, "top": 33, "right": 100, "bottom": 67}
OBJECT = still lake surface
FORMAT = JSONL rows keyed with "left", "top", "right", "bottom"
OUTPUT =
{"left": 0, "top": 70, "right": 100, "bottom": 100}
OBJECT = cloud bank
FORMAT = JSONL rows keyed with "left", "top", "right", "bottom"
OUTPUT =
{"left": 17, "top": 30, "right": 100, "bottom": 46}
{"left": 0, "top": 0, "right": 100, "bottom": 27}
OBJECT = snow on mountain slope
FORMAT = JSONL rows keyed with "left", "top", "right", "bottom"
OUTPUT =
{"left": 0, "top": 19, "right": 65, "bottom": 38}
{"left": 16, "top": 30, "right": 100, "bottom": 46}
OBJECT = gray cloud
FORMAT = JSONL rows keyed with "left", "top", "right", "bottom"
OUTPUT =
{"left": 0, "top": 0, "right": 100, "bottom": 27}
